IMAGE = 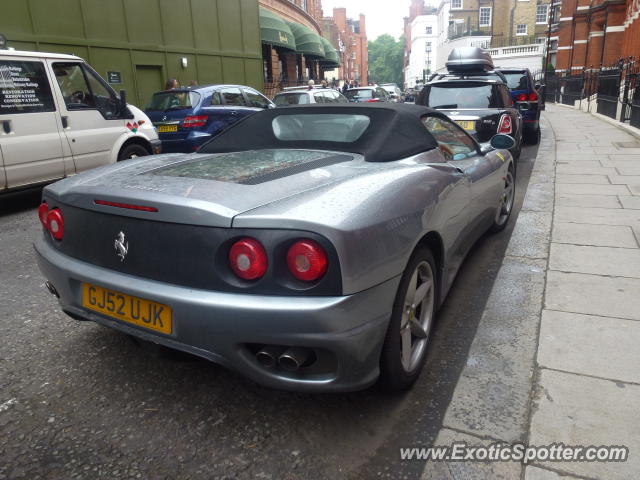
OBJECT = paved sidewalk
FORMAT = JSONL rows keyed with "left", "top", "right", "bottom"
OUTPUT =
{"left": 422, "top": 104, "right": 640, "bottom": 480}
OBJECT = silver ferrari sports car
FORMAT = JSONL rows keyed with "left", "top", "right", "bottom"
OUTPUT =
{"left": 35, "top": 103, "right": 516, "bottom": 392}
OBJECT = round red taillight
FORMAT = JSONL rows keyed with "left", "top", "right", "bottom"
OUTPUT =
{"left": 38, "top": 202, "right": 49, "bottom": 227}
{"left": 286, "top": 240, "right": 328, "bottom": 282}
{"left": 46, "top": 209, "right": 64, "bottom": 240}
{"left": 228, "top": 238, "right": 268, "bottom": 280}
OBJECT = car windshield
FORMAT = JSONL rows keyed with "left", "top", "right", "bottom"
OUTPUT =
{"left": 272, "top": 114, "right": 371, "bottom": 142}
{"left": 426, "top": 84, "right": 500, "bottom": 109}
{"left": 273, "top": 92, "right": 311, "bottom": 106}
{"left": 146, "top": 91, "right": 200, "bottom": 111}
{"left": 344, "top": 89, "right": 373, "bottom": 100}
{"left": 501, "top": 72, "right": 529, "bottom": 90}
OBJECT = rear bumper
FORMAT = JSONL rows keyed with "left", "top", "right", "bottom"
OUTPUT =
{"left": 158, "top": 132, "right": 212, "bottom": 153}
{"left": 35, "top": 237, "right": 399, "bottom": 392}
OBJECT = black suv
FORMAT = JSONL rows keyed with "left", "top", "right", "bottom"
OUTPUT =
{"left": 496, "top": 68, "right": 542, "bottom": 144}
{"left": 417, "top": 48, "right": 523, "bottom": 159}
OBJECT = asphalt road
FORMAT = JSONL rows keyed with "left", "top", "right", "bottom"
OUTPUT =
{"left": 0, "top": 142, "right": 538, "bottom": 480}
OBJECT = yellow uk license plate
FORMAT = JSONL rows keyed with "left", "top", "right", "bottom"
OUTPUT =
{"left": 82, "top": 283, "right": 172, "bottom": 335}
{"left": 455, "top": 120, "right": 475, "bottom": 131}
{"left": 156, "top": 124, "right": 177, "bottom": 133}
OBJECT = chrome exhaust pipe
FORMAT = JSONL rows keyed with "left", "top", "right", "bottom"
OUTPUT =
{"left": 45, "top": 281, "right": 59, "bottom": 298}
{"left": 278, "top": 347, "right": 310, "bottom": 372}
{"left": 256, "top": 345, "right": 285, "bottom": 368}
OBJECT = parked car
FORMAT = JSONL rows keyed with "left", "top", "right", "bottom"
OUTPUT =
{"left": 496, "top": 68, "right": 542, "bottom": 144}
{"left": 380, "top": 83, "right": 404, "bottom": 103}
{"left": 344, "top": 86, "right": 391, "bottom": 103}
{"left": 273, "top": 88, "right": 349, "bottom": 106}
{"left": 144, "top": 85, "right": 274, "bottom": 153}
{"left": 35, "top": 103, "right": 517, "bottom": 393}
{"left": 0, "top": 49, "right": 160, "bottom": 194}
{"left": 418, "top": 48, "right": 523, "bottom": 160}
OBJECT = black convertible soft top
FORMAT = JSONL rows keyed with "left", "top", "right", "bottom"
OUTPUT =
{"left": 199, "top": 103, "right": 450, "bottom": 162}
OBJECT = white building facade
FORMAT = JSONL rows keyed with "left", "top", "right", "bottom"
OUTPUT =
{"left": 405, "top": 14, "right": 439, "bottom": 89}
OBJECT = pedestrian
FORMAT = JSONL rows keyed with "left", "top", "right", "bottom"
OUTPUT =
{"left": 308, "top": 79, "right": 315, "bottom": 90}
{"left": 342, "top": 80, "right": 350, "bottom": 94}
{"left": 321, "top": 79, "right": 328, "bottom": 89}
{"left": 164, "top": 78, "right": 179, "bottom": 90}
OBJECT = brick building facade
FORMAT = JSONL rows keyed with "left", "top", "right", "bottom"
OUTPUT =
{"left": 324, "top": 8, "right": 368, "bottom": 85}
{"left": 555, "top": 0, "right": 640, "bottom": 72}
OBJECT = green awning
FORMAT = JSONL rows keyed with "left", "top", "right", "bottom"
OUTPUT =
{"left": 259, "top": 7, "right": 296, "bottom": 51}
{"left": 286, "top": 22, "right": 325, "bottom": 58}
{"left": 319, "top": 37, "right": 341, "bottom": 67}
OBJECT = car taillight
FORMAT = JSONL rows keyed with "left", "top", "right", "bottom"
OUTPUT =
{"left": 229, "top": 238, "right": 268, "bottom": 280}
{"left": 365, "top": 98, "right": 380, "bottom": 103}
{"left": 528, "top": 92, "right": 538, "bottom": 101}
{"left": 182, "top": 115, "right": 208, "bottom": 128}
{"left": 516, "top": 93, "right": 527, "bottom": 102}
{"left": 287, "top": 240, "right": 327, "bottom": 282}
{"left": 38, "top": 202, "right": 49, "bottom": 226}
{"left": 497, "top": 114, "right": 512, "bottom": 134}
{"left": 46, "top": 209, "right": 64, "bottom": 241}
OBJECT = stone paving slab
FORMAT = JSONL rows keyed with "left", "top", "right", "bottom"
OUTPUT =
{"left": 619, "top": 196, "right": 640, "bottom": 209}
{"left": 556, "top": 165, "right": 618, "bottom": 175}
{"left": 537, "top": 310, "right": 640, "bottom": 384}
{"left": 549, "top": 244, "right": 640, "bottom": 278}
{"left": 555, "top": 174, "right": 611, "bottom": 184}
{"left": 614, "top": 165, "right": 640, "bottom": 175}
{"left": 555, "top": 184, "right": 631, "bottom": 196}
{"left": 505, "top": 212, "right": 552, "bottom": 258}
{"left": 555, "top": 206, "right": 640, "bottom": 226}
{"left": 608, "top": 175, "right": 640, "bottom": 185}
{"left": 529, "top": 369, "right": 640, "bottom": 480}
{"left": 552, "top": 222, "right": 638, "bottom": 248}
{"left": 545, "top": 271, "right": 640, "bottom": 321}
{"left": 555, "top": 194, "right": 621, "bottom": 208}
{"left": 421, "top": 429, "right": 522, "bottom": 480}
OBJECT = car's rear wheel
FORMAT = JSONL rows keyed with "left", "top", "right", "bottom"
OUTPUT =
{"left": 118, "top": 143, "right": 150, "bottom": 161}
{"left": 379, "top": 247, "right": 437, "bottom": 391}
{"left": 490, "top": 166, "right": 516, "bottom": 233}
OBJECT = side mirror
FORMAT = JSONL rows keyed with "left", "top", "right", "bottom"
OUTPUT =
{"left": 490, "top": 134, "right": 516, "bottom": 150}
{"left": 267, "top": 103, "right": 276, "bottom": 109}
{"left": 535, "top": 83, "right": 541, "bottom": 90}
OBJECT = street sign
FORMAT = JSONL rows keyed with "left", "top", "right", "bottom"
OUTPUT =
{"left": 107, "top": 71, "right": 122, "bottom": 84}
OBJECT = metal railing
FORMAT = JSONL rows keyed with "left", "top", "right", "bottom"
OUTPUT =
{"left": 539, "top": 58, "right": 640, "bottom": 128}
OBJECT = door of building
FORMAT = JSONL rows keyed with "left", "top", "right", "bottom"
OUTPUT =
{"left": 135, "top": 65, "right": 164, "bottom": 109}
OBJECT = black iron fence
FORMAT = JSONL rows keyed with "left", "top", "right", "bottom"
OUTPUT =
{"left": 538, "top": 58, "right": 640, "bottom": 129}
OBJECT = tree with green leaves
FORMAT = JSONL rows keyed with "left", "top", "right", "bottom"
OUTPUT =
{"left": 368, "top": 34, "right": 405, "bottom": 86}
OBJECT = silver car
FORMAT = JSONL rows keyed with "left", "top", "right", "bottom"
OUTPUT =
{"left": 35, "top": 104, "right": 516, "bottom": 392}
{"left": 273, "top": 88, "right": 349, "bottom": 106}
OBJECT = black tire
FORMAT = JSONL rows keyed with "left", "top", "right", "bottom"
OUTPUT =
{"left": 490, "top": 165, "right": 516, "bottom": 233}
{"left": 524, "top": 126, "right": 540, "bottom": 145}
{"left": 117, "top": 143, "right": 150, "bottom": 161}
{"left": 379, "top": 247, "right": 438, "bottom": 391}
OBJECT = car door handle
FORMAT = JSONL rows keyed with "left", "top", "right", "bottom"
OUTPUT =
{"left": 61, "top": 116, "right": 69, "bottom": 128}
{"left": 1, "top": 120, "right": 11, "bottom": 134}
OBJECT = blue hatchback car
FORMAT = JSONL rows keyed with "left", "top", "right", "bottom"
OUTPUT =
{"left": 144, "top": 85, "right": 275, "bottom": 153}
{"left": 496, "top": 69, "right": 541, "bottom": 144}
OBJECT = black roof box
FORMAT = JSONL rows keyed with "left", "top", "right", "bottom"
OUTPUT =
{"left": 446, "top": 47, "right": 494, "bottom": 73}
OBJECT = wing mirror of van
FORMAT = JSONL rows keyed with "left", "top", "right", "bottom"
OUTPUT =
{"left": 490, "top": 134, "right": 516, "bottom": 150}
{"left": 119, "top": 89, "right": 133, "bottom": 119}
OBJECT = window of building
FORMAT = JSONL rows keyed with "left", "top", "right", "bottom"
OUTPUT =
{"left": 425, "top": 41, "right": 432, "bottom": 52}
{"left": 536, "top": 5, "right": 549, "bottom": 24}
{"left": 536, "top": 36, "right": 547, "bottom": 44}
{"left": 479, "top": 7, "right": 492, "bottom": 27}
{"left": 300, "top": 0, "right": 307, "bottom": 11}
{"left": 426, "top": 26, "right": 433, "bottom": 34}
{"left": 516, "top": 24, "right": 527, "bottom": 35}
{"left": 451, "top": 0, "right": 462, "bottom": 9}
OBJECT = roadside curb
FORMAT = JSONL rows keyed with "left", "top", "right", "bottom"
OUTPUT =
{"left": 421, "top": 113, "right": 556, "bottom": 479}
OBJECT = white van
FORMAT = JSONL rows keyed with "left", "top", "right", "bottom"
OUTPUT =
{"left": 0, "top": 50, "right": 160, "bottom": 193}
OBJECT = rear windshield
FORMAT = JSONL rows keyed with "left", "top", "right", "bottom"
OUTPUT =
{"left": 273, "top": 92, "right": 310, "bottom": 106}
{"left": 146, "top": 91, "right": 201, "bottom": 111}
{"left": 344, "top": 89, "right": 373, "bottom": 100}
{"left": 272, "top": 114, "right": 370, "bottom": 142}
{"left": 425, "top": 84, "right": 502, "bottom": 109}
{"left": 149, "top": 150, "right": 350, "bottom": 184}
{"left": 501, "top": 72, "right": 529, "bottom": 90}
